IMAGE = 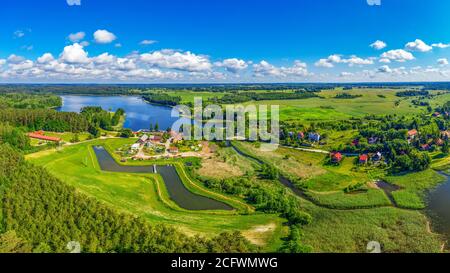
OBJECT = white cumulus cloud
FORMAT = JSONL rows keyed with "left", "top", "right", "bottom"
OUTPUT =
{"left": 370, "top": 40, "right": 387, "bottom": 50}
{"left": 60, "top": 43, "right": 90, "bottom": 64}
{"left": 438, "top": 58, "right": 449, "bottom": 66}
{"left": 140, "top": 50, "right": 212, "bottom": 72}
{"left": 432, "top": 43, "right": 450, "bottom": 49}
{"left": 253, "top": 60, "right": 310, "bottom": 78}
{"left": 37, "top": 53, "right": 55, "bottom": 64}
{"left": 214, "top": 58, "right": 248, "bottom": 73}
{"left": 68, "top": 31, "right": 85, "bottom": 42}
{"left": 380, "top": 49, "right": 414, "bottom": 62}
{"left": 405, "top": 39, "right": 433, "bottom": 52}
{"left": 94, "top": 29, "right": 117, "bottom": 44}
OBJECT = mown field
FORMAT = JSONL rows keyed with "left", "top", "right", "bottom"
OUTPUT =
{"left": 164, "top": 88, "right": 448, "bottom": 123}
{"left": 27, "top": 138, "right": 286, "bottom": 251}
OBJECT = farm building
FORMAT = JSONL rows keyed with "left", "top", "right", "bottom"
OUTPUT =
{"left": 372, "top": 152, "right": 382, "bottom": 161}
{"left": 359, "top": 154, "right": 368, "bottom": 164}
{"left": 138, "top": 134, "right": 149, "bottom": 144}
{"left": 330, "top": 152, "right": 342, "bottom": 163}
{"left": 309, "top": 132, "right": 321, "bottom": 142}
{"left": 151, "top": 135, "right": 163, "bottom": 143}
{"left": 130, "top": 143, "right": 140, "bottom": 151}
{"left": 28, "top": 132, "right": 61, "bottom": 143}
{"left": 408, "top": 129, "right": 418, "bottom": 139}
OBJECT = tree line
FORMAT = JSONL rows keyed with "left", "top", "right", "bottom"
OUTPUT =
{"left": 0, "top": 93, "right": 62, "bottom": 109}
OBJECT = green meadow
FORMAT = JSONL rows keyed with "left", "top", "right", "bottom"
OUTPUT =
{"left": 27, "top": 138, "right": 286, "bottom": 251}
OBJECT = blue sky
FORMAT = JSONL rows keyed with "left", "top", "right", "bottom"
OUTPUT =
{"left": 0, "top": 0, "right": 449, "bottom": 83}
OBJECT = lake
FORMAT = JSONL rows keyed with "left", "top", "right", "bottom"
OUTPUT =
{"left": 426, "top": 172, "right": 450, "bottom": 247}
{"left": 58, "top": 95, "right": 182, "bottom": 131}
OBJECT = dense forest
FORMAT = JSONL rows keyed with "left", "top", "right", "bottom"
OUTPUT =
{"left": 333, "top": 93, "right": 362, "bottom": 99}
{"left": 80, "top": 106, "right": 125, "bottom": 134}
{"left": 0, "top": 144, "right": 256, "bottom": 253}
{"left": 0, "top": 93, "right": 62, "bottom": 109}
{"left": 142, "top": 92, "right": 182, "bottom": 106}
{"left": 0, "top": 108, "right": 89, "bottom": 133}
{"left": 396, "top": 90, "right": 429, "bottom": 97}
{"left": 207, "top": 91, "right": 319, "bottom": 104}
{"left": 0, "top": 123, "right": 31, "bottom": 151}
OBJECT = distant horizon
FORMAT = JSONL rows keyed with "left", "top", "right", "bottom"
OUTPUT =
{"left": 1, "top": 81, "right": 450, "bottom": 86}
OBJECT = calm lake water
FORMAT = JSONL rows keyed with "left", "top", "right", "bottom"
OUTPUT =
{"left": 92, "top": 146, "right": 232, "bottom": 211}
{"left": 426, "top": 173, "right": 450, "bottom": 247}
{"left": 59, "top": 95, "right": 182, "bottom": 131}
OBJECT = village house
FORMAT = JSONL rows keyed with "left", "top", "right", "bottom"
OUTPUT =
{"left": 351, "top": 139, "right": 359, "bottom": 146}
{"left": 433, "top": 112, "right": 441, "bottom": 117}
{"left": 138, "top": 134, "right": 149, "bottom": 144}
{"left": 330, "top": 152, "right": 342, "bottom": 163}
{"left": 359, "top": 154, "right": 368, "bottom": 164}
{"left": 372, "top": 152, "right": 382, "bottom": 162}
{"left": 420, "top": 143, "right": 430, "bottom": 151}
{"left": 441, "top": 131, "right": 450, "bottom": 140}
{"left": 28, "top": 131, "right": 61, "bottom": 143}
{"left": 435, "top": 138, "right": 444, "bottom": 146}
{"left": 130, "top": 143, "right": 140, "bottom": 151}
{"left": 297, "top": 132, "right": 304, "bottom": 140}
{"left": 151, "top": 135, "right": 163, "bottom": 143}
{"left": 168, "top": 146, "right": 179, "bottom": 154}
{"left": 407, "top": 129, "right": 418, "bottom": 140}
{"left": 309, "top": 132, "right": 321, "bottom": 142}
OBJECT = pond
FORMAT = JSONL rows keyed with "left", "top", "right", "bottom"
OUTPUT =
{"left": 58, "top": 95, "right": 185, "bottom": 131}
{"left": 92, "top": 146, "right": 233, "bottom": 211}
{"left": 426, "top": 172, "right": 450, "bottom": 247}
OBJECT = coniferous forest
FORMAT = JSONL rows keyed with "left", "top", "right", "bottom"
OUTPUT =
{"left": 0, "top": 144, "right": 255, "bottom": 253}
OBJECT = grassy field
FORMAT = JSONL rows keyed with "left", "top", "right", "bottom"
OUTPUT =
{"left": 30, "top": 131, "right": 91, "bottom": 145}
{"left": 232, "top": 141, "right": 373, "bottom": 192}
{"left": 196, "top": 146, "right": 258, "bottom": 179}
{"left": 26, "top": 138, "right": 286, "bottom": 251}
{"left": 299, "top": 199, "right": 443, "bottom": 253}
{"left": 242, "top": 88, "right": 436, "bottom": 122}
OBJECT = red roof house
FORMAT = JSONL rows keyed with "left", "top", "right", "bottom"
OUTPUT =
{"left": 330, "top": 152, "right": 343, "bottom": 163}
{"left": 420, "top": 144, "right": 430, "bottom": 151}
{"left": 359, "top": 154, "right": 368, "bottom": 164}
{"left": 28, "top": 132, "right": 61, "bottom": 143}
{"left": 408, "top": 129, "right": 418, "bottom": 138}
{"left": 435, "top": 138, "right": 444, "bottom": 146}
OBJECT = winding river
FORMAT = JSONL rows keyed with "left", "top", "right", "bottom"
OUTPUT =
{"left": 93, "top": 146, "right": 232, "bottom": 211}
